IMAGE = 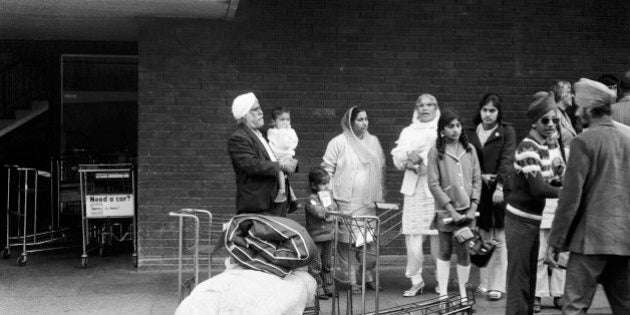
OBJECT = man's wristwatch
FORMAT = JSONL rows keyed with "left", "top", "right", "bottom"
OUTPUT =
{"left": 495, "top": 184, "right": 503, "bottom": 192}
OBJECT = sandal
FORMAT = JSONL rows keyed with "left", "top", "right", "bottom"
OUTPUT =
{"left": 533, "top": 297, "right": 542, "bottom": 313}
{"left": 488, "top": 290, "right": 502, "bottom": 301}
{"left": 403, "top": 281, "right": 425, "bottom": 297}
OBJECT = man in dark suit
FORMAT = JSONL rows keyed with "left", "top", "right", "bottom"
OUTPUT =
{"left": 227, "top": 92, "right": 297, "bottom": 216}
{"left": 547, "top": 78, "right": 630, "bottom": 314}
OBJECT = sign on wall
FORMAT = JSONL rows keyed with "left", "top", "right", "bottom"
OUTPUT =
{"left": 85, "top": 194, "right": 134, "bottom": 218}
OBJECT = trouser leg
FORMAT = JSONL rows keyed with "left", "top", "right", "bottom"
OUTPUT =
{"left": 355, "top": 242, "right": 377, "bottom": 283}
{"left": 404, "top": 234, "right": 425, "bottom": 285}
{"left": 535, "top": 229, "right": 550, "bottom": 297}
{"left": 320, "top": 241, "right": 334, "bottom": 294}
{"left": 479, "top": 228, "right": 507, "bottom": 292}
{"left": 600, "top": 255, "right": 630, "bottom": 314}
{"left": 335, "top": 241, "right": 356, "bottom": 285}
{"left": 478, "top": 229, "right": 491, "bottom": 290}
{"left": 549, "top": 251, "right": 567, "bottom": 297}
{"left": 490, "top": 228, "right": 507, "bottom": 292}
{"left": 309, "top": 242, "right": 325, "bottom": 295}
{"left": 505, "top": 215, "right": 539, "bottom": 315}
{"left": 562, "top": 252, "right": 602, "bottom": 315}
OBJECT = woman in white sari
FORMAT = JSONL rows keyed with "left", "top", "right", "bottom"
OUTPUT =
{"left": 322, "top": 106, "right": 386, "bottom": 293}
{"left": 391, "top": 94, "right": 441, "bottom": 297}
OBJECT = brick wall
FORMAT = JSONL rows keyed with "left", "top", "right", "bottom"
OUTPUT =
{"left": 137, "top": 0, "right": 630, "bottom": 269}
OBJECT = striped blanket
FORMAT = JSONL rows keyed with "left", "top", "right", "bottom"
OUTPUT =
{"left": 224, "top": 214, "right": 316, "bottom": 278}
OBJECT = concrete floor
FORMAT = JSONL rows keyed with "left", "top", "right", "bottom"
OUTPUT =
{"left": 0, "top": 250, "right": 613, "bottom": 315}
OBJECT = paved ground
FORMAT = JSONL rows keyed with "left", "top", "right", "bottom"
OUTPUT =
{"left": 0, "top": 250, "right": 613, "bottom": 314}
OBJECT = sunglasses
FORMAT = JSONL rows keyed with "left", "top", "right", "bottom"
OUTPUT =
{"left": 540, "top": 117, "right": 560, "bottom": 125}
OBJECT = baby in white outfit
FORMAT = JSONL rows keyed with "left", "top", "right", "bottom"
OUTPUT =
{"left": 267, "top": 107, "right": 299, "bottom": 203}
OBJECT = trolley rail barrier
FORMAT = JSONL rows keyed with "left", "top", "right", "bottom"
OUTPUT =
{"left": 169, "top": 208, "right": 213, "bottom": 301}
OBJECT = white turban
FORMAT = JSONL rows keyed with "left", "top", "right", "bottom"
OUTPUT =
{"left": 232, "top": 92, "right": 258, "bottom": 120}
{"left": 573, "top": 78, "right": 616, "bottom": 109}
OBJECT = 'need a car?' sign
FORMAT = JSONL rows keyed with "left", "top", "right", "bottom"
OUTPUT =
{"left": 85, "top": 194, "right": 134, "bottom": 218}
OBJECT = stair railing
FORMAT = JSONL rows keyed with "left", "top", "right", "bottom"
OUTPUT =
{"left": 0, "top": 62, "right": 46, "bottom": 119}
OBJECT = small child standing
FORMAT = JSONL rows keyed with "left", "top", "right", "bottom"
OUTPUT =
{"left": 267, "top": 106, "right": 299, "bottom": 203}
{"left": 305, "top": 167, "right": 337, "bottom": 300}
{"left": 427, "top": 109, "right": 482, "bottom": 304}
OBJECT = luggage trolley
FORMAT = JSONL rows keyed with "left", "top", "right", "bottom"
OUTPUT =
{"left": 330, "top": 210, "right": 381, "bottom": 315}
{"left": 2, "top": 164, "right": 71, "bottom": 266}
{"left": 79, "top": 163, "right": 137, "bottom": 268}
{"left": 329, "top": 203, "right": 476, "bottom": 315}
{"left": 169, "top": 208, "right": 213, "bottom": 301}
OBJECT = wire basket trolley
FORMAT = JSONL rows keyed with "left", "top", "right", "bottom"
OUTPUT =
{"left": 169, "top": 208, "right": 213, "bottom": 301}
{"left": 79, "top": 163, "right": 136, "bottom": 268}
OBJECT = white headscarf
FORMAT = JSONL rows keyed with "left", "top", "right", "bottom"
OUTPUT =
{"left": 340, "top": 107, "right": 385, "bottom": 203}
{"left": 410, "top": 108, "right": 441, "bottom": 132}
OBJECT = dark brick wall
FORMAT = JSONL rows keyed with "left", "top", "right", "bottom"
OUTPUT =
{"left": 136, "top": 0, "right": 630, "bottom": 269}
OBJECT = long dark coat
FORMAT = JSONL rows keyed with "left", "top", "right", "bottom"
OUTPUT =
{"left": 467, "top": 122, "right": 516, "bottom": 231}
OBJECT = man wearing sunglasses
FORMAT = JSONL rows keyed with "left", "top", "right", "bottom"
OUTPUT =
{"left": 547, "top": 78, "right": 630, "bottom": 314}
{"left": 505, "top": 91, "right": 562, "bottom": 315}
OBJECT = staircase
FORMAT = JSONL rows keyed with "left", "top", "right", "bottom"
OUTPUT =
{"left": 0, "top": 61, "right": 49, "bottom": 138}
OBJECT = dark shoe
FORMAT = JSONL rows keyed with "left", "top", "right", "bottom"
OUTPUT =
{"left": 366, "top": 281, "right": 383, "bottom": 291}
{"left": 317, "top": 293, "right": 329, "bottom": 300}
{"left": 554, "top": 296, "right": 564, "bottom": 309}
{"left": 533, "top": 297, "right": 542, "bottom": 313}
{"left": 488, "top": 290, "right": 502, "bottom": 301}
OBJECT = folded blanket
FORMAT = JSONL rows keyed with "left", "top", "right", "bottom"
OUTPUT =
{"left": 225, "top": 214, "right": 316, "bottom": 277}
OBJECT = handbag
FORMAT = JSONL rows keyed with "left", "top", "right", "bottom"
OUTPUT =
{"left": 453, "top": 226, "right": 475, "bottom": 244}
{"left": 468, "top": 229, "right": 499, "bottom": 268}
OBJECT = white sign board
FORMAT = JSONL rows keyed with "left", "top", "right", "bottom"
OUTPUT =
{"left": 86, "top": 194, "right": 134, "bottom": 218}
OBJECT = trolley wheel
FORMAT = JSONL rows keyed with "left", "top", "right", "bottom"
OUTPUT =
{"left": 81, "top": 257, "right": 88, "bottom": 268}
{"left": 17, "top": 255, "right": 27, "bottom": 266}
{"left": 1, "top": 248, "right": 9, "bottom": 259}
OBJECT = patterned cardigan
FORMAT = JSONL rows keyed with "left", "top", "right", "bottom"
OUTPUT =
{"left": 506, "top": 134, "right": 560, "bottom": 216}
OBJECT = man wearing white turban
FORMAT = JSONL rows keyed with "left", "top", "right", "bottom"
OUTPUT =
{"left": 227, "top": 92, "right": 298, "bottom": 216}
{"left": 547, "top": 78, "right": 630, "bottom": 314}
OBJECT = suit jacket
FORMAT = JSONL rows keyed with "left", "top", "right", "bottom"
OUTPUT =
{"left": 227, "top": 124, "right": 282, "bottom": 215}
{"left": 557, "top": 108, "right": 578, "bottom": 147}
{"left": 548, "top": 121, "right": 630, "bottom": 255}
{"left": 467, "top": 122, "right": 516, "bottom": 230}
{"left": 612, "top": 96, "right": 630, "bottom": 126}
